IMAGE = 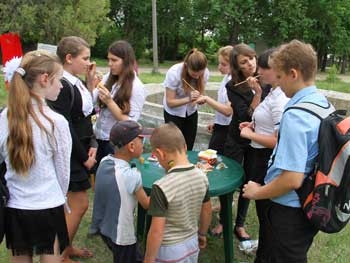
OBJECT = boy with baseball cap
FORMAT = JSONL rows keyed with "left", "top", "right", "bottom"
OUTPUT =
{"left": 90, "top": 120, "right": 152, "bottom": 263}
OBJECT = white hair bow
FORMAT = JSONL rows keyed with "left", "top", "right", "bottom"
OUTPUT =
{"left": 2, "top": 56, "right": 23, "bottom": 82}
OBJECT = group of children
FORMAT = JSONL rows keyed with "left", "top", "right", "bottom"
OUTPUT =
{"left": 0, "top": 38, "right": 328, "bottom": 263}
{"left": 91, "top": 39, "right": 325, "bottom": 263}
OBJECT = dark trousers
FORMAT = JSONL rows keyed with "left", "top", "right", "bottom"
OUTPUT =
{"left": 101, "top": 234, "right": 143, "bottom": 263}
{"left": 254, "top": 200, "right": 318, "bottom": 263}
{"left": 220, "top": 146, "right": 272, "bottom": 227}
{"left": 208, "top": 124, "right": 229, "bottom": 155}
{"left": 163, "top": 110, "right": 198, "bottom": 150}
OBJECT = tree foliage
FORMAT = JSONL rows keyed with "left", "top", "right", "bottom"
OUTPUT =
{"left": 1, "top": 0, "right": 350, "bottom": 71}
{"left": 0, "top": 0, "right": 110, "bottom": 46}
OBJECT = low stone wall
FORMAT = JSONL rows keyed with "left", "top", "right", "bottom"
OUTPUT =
{"left": 140, "top": 83, "right": 350, "bottom": 149}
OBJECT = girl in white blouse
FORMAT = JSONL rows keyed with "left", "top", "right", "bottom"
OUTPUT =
{"left": 0, "top": 51, "right": 72, "bottom": 263}
{"left": 239, "top": 48, "right": 289, "bottom": 258}
{"left": 195, "top": 46, "right": 233, "bottom": 154}
{"left": 93, "top": 40, "right": 146, "bottom": 167}
{"left": 163, "top": 48, "right": 209, "bottom": 150}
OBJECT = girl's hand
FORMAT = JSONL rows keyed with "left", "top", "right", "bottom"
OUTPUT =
{"left": 86, "top": 62, "right": 97, "bottom": 92}
{"left": 194, "top": 95, "right": 206, "bottom": 105}
{"left": 239, "top": 121, "right": 251, "bottom": 130}
{"left": 247, "top": 76, "right": 262, "bottom": 94}
{"left": 189, "top": 90, "right": 200, "bottom": 101}
{"left": 240, "top": 126, "right": 254, "bottom": 139}
{"left": 98, "top": 85, "right": 112, "bottom": 104}
{"left": 207, "top": 123, "right": 214, "bottom": 133}
{"left": 84, "top": 155, "right": 96, "bottom": 170}
{"left": 88, "top": 147, "right": 97, "bottom": 159}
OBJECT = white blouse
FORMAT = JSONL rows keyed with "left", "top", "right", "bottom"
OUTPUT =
{"left": 93, "top": 73, "right": 146, "bottom": 140}
{"left": 214, "top": 74, "right": 232, "bottom": 125}
{"left": 163, "top": 62, "right": 210, "bottom": 117}
{"left": 251, "top": 87, "right": 289, "bottom": 149}
{"left": 0, "top": 103, "right": 72, "bottom": 210}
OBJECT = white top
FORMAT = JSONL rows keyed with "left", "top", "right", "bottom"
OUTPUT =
{"left": 63, "top": 71, "right": 93, "bottom": 117}
{"left": 162, "top": 62, "right": 210, "bottom": 117}
{"left": 0, "top": 103, "right": 72, "bottom": 210}
{"left": 214, "top": 74, "right": 232, "bottom": 125}
{"left": 93, "top": 72, "right": 146, "bottom": 140}
{"left": 251, "top": 87, "right": 289, "bottom": 148}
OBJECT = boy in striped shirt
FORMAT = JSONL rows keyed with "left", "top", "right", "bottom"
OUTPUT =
{"left": 144, "top": 123, "right": 212, "bottom": 263}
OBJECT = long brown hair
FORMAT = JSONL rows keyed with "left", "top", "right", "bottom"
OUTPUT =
{"left": 181, "top": 48, "right": 207, "bottom": 95}
{"left": 104, "top": 40, "right": 136, "bottom": 114}
{"left": 7, "top": 51, "right": 62, "bottom": 175}
{"left": 229, "top": 44, "right": 257, "bottom": 87}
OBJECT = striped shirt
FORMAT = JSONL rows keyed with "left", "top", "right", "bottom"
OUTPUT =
{"left": 149, "top": 164, "right": 209, "bottom": 245}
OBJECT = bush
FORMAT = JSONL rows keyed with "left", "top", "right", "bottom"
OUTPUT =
{"left": 326, "top": 65, "right": 340, "bottom": 83}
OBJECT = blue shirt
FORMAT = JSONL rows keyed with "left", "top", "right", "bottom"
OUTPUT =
{"left": 90, "top": 155, "right": 142, "bottom": 245}
{"left": 264, "top": 86, "right": 329, "bottom": 207}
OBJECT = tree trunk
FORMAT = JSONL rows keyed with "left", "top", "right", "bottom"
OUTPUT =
{"left": 340, "top": 54, "right": 347, "bottom": 74}
{"left": 320, "top": 52, "right": 327, "bottom": 72}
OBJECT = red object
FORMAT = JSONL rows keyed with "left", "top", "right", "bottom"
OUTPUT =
{"left": 0, "top": 32, "right": 23, "bottom": 66}
{"left": 0, "top": 32, "right": 23, "bottom": 89}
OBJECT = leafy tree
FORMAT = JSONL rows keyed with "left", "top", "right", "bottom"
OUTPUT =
{"left": 0, "top": 0, "right": 110, "bottom": 47}
{"left": 108, "top": 0, "right": 152, "bottom": 57}
{"left": 209, "top": 0, "right": 260, "bottom": 45}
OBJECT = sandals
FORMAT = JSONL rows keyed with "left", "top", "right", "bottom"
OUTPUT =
{"left": 234, "top": 227, "right": 251, "bottom": 242}
{"left": 209, "top": 224, "right": 223, "bottom": 238}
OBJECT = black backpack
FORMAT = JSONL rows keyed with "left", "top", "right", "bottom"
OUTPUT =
{"left": 286, "top": 102, "right": 350, "bottom": 233}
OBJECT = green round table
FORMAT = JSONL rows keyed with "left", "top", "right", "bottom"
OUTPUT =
{"left": 135, "top": 151, "right": 243, "bottom": 263}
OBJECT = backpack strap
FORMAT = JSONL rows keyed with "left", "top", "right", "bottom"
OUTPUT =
{"left": 268, "top": 101, "right": 335, "bottom": 170}
{"left": 285, "top": 101, "right": 335, "bottom": 120}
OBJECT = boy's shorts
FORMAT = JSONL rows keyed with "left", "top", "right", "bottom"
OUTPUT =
{"left": 156, "top": 234, "right": 199, "bottom": 263}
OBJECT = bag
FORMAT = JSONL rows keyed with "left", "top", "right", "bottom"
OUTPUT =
{"left": 0, "top": 161, "right": 9, "bottom": 243}
{"left": 286, "top": 102, "right": 350, "bottom": 233}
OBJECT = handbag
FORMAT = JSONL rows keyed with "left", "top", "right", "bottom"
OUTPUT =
{"left": 0, "top": 161, "right": 9, "bottom": 243}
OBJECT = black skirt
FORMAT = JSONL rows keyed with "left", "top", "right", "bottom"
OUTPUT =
{"left": 5, "top": 205, "right": 69, "bottom": 256}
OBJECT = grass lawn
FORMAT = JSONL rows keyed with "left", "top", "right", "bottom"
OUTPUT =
{"left": 1, "top": 190, "right": 349, "bottom": 262}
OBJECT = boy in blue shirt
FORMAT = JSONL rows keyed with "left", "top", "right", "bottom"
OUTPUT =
{"left": 243, "top": 40, "right": 325, "bottom": 262}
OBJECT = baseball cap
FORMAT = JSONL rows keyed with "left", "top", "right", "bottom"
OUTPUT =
{"left": 110, "top": 120, "right": 153, "bottom": 148}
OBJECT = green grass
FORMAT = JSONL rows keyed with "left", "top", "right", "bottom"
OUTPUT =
{"left": 1, "top": 191, "right": 349, "bottom": 262}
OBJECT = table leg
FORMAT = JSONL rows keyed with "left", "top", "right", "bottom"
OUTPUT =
{"left": 222, "top": 192, "right": 234, "bottom": 263}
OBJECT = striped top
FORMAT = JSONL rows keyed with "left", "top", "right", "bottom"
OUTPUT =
{"left": 150, "top": 164, "right": 209, "bottom": 245}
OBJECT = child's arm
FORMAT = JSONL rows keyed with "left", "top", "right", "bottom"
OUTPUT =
{"left": 135, "top": 187, "right": 150, "bottom": 209}
{"left": 198, "top": 200, "right": 212, "bottom": 249}
{"left": 144, "top": 217, "right": 166, "bottom": 263}
{"left": 195, "top": 95, "right": 233, "bottom": 116}
{"left": 243, "top": 170, "right": 304, "bottom": 200}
